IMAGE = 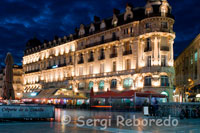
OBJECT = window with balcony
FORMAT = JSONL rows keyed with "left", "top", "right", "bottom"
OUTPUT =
{"left": 99, "top": 80, "right": 104, "bottom": 90}
{"left": 113, "top": 61, "right": 116, "bottom": 72}
{"left": 88, "top": 51, "right": 94, "bottom": 62}
{"left": 78, "top": 54, "right": 84, "bottom": 64}
{"left": 147, "top": 56, "right": 151, "bottom": 67}
{"left": 123, "top": 42, "right": 132, "bottom": 55}
{"left": 110, "top": 45, "right": 117, "bottom": 58}
{"left": 160, "top": 37, "right": 169, "bottom": 51}
{"left": 144, "top": 38, "right": 151, "bottom": 52}
{"left": 126, "top": 59, "right": 131, "bottom": 70}
{"left": 161, "top": 55, "right": 166, "bottom": 67}
{"left": 111, "top": 79, "right": 117, "bottom": 89}
{"left": 123, "top": 78, "right": 133, "bottom": 89}
{"left": 144, "top": 76, "right": 152, "bottom": 86}
{"left": 99, "top": 49, "right": 105, "bottom": 60}
{"left": 161, "top": 76, "right": 169, "bottom": 86}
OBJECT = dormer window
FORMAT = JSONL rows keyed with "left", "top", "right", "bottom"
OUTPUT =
{"left": 160, "top": 1, "right": 169, "bottom": 17}
{"left": 124, "top": 6, "right": 133, "bottom": 21}
{"left": 112, "top": 14, "right": 118, "bottom": 27}
{"left": 89, "top": 23, "right": 95, "bottom": 33}
{"left": 79, "top": 24, "right": 85, "bottom": 36}
{"left": 145, "top": 2, "right": 153, "bottom": 16}
{"left": 100, "top": 20, "right": 106, "bottom": 30}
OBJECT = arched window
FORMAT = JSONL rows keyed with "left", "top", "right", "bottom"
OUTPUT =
{"left": 78, "top": 82, "right": 85, "bottom": 90}
{"left": 110, "top": 79, "right": 117, "bottom": 89}
{"left": 88, "top": 81, "right": 94, "bottom": 90}
{"left": 99, "top": 80, "right": 104, "bottom": 90}
{"left": 161, "top": 76, "right": 169, "bottom": 86}
{"left": 123, "top": 78, "right": 133, "bottom": 88}
{"left": 144, "top": 76, "right": 152, "bottom": 86}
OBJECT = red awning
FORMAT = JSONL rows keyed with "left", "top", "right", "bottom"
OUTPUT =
{"left": 92, "top": 91, "right": 119, "bottom": 98}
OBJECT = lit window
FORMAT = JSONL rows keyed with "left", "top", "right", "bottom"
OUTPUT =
{"left": 88, "top": 81, "right": 94, "bottom": 90}
{"left": 78, "top": 82, "right": 85, "bottom": 90}
{"left": 99, "top": 80, "right": 104, "bottom": 90}
{"left": 123, "top": 78, "right": 133, "bottom": 88}
{"left": 195, "top": 50, "right": 198, "bottom": 62}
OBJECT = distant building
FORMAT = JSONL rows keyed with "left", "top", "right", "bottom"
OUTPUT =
{"left": 23, "top": 0, "right": 175, "bottom": 102}
{"left": 175, "top": 34, "right": 200, "bottom": 102}
{"left": 0, "top": 65, "right": 23, "bottom": 99}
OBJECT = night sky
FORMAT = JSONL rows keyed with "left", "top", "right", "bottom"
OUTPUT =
{"left": 0, "top": 0, "right": 199, "bottom": 65}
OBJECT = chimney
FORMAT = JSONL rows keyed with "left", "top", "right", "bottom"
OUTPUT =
{"left": 94, "top": 16, "right": 100, "bottom": 23}
{"left": 113, "top": 8, "right": 120, "bottom": 15}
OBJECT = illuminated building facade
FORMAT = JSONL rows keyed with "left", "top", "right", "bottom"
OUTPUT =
{"left": 23, "top": 0, "right": 175, "bottom": 101}
{"left": 175, "top": 34, "right": 200, "bottom": 102}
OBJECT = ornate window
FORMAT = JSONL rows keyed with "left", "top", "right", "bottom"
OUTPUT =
{"left": 111, "top": 79, "right": 117, "bottom": 89}
{"left": 112, "top": 14, "right": 118, "bottom": 27}
{"left": 160, "top": 1, "right": 169, "bottom": 17}
{"left": 88, "top": 81, "right": 94, "bottom": 90}
{"left": 99, "top": 80, "right": 104, "bottom": 90}
{"left": 123, "top": 78, "right": 133, "bottom": 88}
{"left": 145, "top": 2, "right": 153, "bottom": 16}
{"left": 124, "top": 6, "right": 133, "bottom": 21}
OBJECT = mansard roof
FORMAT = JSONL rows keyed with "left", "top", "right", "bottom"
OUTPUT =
{"left": 24, "top": 2, "right": 174, "bottom": 56}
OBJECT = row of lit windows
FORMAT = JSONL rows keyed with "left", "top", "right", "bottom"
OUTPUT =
{"left": 77, "top": 76, "right": 169, "bottom": 90}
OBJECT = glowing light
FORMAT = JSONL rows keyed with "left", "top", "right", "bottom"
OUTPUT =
{"left": 17, "top": 93, "right": 21, "bottom": 96}
{"left": 31, "top": 92, "right": 37, "bottom": 97}
{"left": 118, "top": 86, "right": 123, "bottom": 91}
{"left": 196, "top": 94, "right": 200, "bottom": 98}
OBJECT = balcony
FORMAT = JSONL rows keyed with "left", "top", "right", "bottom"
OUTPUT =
{"left": 98, "top": 55, "right": 105, "bottom": 60}
{"left": 144, "top": 47, "right": 152, "bottom": 52}
{"left": 25, "top": 69, "right": 40, "bottom": 74}
{"left": 123, "top": 50, "right": 132, "bottom": 56}
{"left": 88, "top": 57, "right": 94, "bottom": 62}
{"left": 110, "top": 53, "right": 117, "bottom": 58}
{"left": 78, "top": 59, "right": 84, "bottom": 64}
{"left": 161, "top": 46, "right": 169, "bottom": 51}
{"left": 85, "top": 37, "right": 119, "bottom": 48}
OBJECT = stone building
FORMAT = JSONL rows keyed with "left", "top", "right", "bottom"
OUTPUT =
{"left": 175, "top": 34, "right": 200, "bottom": 102}
{"left": 0, "top": 65, "right": 23, "bottom": 99}
{"left": 23, "top": 0, "right": 175, "bottom": 101}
